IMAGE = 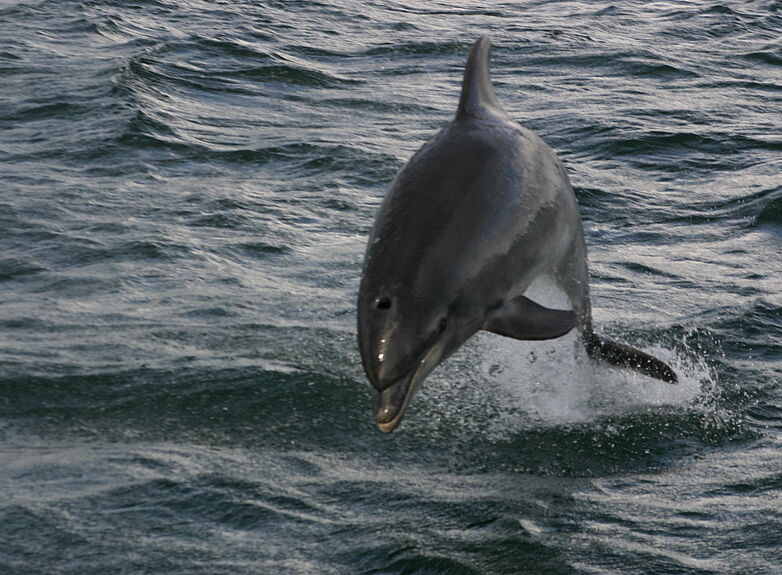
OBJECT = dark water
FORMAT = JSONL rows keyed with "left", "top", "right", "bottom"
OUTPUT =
{"left": 1, "top": 0, "right": 781, "bottom": 573}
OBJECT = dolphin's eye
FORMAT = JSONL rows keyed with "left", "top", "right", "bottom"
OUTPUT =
{"left": 438, "top": 318, "right": 448, "bottom": 332}
{"left": 376, "top": 297, "right": 391, "bottom": 310}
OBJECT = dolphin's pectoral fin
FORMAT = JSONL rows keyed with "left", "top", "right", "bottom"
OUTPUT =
{"left": 483, "top": 296, "right": 577, "bottom": 341}
{"left": 585, "top": 334, "right": 678, "bottom": 384}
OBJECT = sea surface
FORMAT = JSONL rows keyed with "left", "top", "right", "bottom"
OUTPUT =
{"left": 1, "top": 1, "right": 781, "bottom": 573}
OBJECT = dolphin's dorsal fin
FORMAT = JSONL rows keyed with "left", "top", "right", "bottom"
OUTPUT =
{"left": 456, "top": 36, "right": 504, "bottom": 120}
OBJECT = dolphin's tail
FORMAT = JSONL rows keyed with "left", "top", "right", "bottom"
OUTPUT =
{"left": 584, "top": 333, "right": 678, "bottom": 383}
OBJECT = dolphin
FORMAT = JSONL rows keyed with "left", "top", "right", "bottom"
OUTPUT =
{"left": 357, "top": 36, "right": 677, "bottom": 433}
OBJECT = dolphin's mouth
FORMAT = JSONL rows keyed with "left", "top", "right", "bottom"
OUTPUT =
{"left": 373, "top": 375, "right": 416, "bottom": 433}
{"left": 372, "top": 342, "right": 443, "bottom": 433}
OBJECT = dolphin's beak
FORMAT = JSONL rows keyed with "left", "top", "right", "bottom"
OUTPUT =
{"left": 371, "top": 342, "right": 444, "bottom": 433}
{"left": 373, "top": 376, "right": 415, "bottom": 433}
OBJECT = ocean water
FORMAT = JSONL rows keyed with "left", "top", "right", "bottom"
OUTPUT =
{"left": 1, "top": 0, "right": 781, "bottom": 573}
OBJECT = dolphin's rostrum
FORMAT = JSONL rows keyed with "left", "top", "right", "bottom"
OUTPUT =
{"left": 358, "top": 36, "right": 677, "bottom": 433}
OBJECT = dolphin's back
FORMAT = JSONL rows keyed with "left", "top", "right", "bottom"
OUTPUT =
{"left": 365, "top": 115, "right": 581, "bottom": 324}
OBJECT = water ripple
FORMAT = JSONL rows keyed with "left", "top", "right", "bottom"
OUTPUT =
{"left": 1, "top": 0, "right": 781, "bottom": 573}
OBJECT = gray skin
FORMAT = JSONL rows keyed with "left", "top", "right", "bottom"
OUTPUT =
{"left": 358, "top": 36, "right": 677, "bottom": 433}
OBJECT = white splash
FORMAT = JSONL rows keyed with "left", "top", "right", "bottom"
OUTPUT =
{"left": 477, "top": 274, "right": 712, "bottom": 428}
{"left": 479, "top": 331, "right": 710, "bottom": 431}
{"left": 414, "top": 275, "right": 716, "bottom": 439}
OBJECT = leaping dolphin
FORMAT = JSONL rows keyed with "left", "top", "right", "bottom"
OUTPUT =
{"left": 357, "top": 36, "right": 677, "bottom": 433}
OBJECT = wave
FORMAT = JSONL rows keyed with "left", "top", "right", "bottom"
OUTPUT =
{"left": 0, "top": 319, "right": 757, "bottom": 477}
{"left": 754, "top": 194, "right": 782, "bottom": 228}
{"left": 668, "top": 185, "right": 782, "bottom": 228}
